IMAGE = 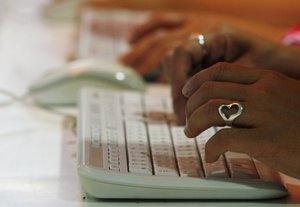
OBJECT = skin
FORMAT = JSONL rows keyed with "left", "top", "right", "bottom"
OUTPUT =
{"left": 181, "top": 62, "right": 300, "bottom": 179}
{"left": 119, "top": 13, "right": 190, "bottom": 80}
{"left": 163, "top": 27, "right": 300, "bottom": 179}
{"left": 121, "top": 13, "right": 300, "bottom": 179}
{"left": 165, "top": 25, "right": 300, "bottom": 124}
{"left": 119, "top": 12, "right": 290, "bottom": 80}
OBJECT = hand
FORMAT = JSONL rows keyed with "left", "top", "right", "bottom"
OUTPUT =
{"left": 120, "top": 11, "right": 291, "bottom": 81}
{"left": 119, "top": 13, "right": 188, "bottom": 81}
{"left": 182, "top": 62, "right": 300, "bottom": 179}
{"left": 119, "top": 12, "right": 216, "bottom": 81}
{"left": 166, "top": 25, "right": 300, "bottom": 124}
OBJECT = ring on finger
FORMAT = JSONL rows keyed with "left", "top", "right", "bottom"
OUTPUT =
{"left": 189, "top": 32, "right": 206, "bottom": 50}
{"left": 218, "top": 102, "right": 243, "bottom": 126}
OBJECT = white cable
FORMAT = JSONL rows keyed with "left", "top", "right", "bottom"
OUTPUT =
{"left": 0, "top": 88, "right": 76, "bottom": 119}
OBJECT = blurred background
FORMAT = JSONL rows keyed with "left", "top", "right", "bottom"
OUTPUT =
{"left": 0, "top": 0, "right": 300, "bottom": 92}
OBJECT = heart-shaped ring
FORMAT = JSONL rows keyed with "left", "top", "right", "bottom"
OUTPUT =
{"left": 218, "top": 103, "right": 243, "bottom": 126}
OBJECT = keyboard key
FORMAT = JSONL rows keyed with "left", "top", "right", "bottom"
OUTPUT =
{"left": 148, "top": 122, "right": 178, "bottom": 176}
{"left": 196, "top": 128, "right": 229, "bottom": 178}
{"left": 90, "top": 124, "right": 101, "bottom": 148}
{"left": 79, "top": 88, "right": 288, "bottom": 199}
{"left": 171, "top": 126, "right": 204, "bottom": 177}
{"left": 122, "top": 91, "right": 144, "bottom": 120}
{"left": 225, "top": 152, "right": 259, "bottom": 179}
{"left": 89, "top": 91, "right": 128, "bottom": 172}
{"left": 125, "top": 120, "right": 153, "bottom": 175}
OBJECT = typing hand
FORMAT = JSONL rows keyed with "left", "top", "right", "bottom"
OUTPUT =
{"left": 119, "top": 13, "right": 187, "bottom": 81}
{"left": 165, "top": 25, "right": 282, "bottom": 124}
{"left": 119, "top": 12, "right": 217, "bottom": 81}
{"left": 182, "top": 62, "right": 300, "bottom": 179}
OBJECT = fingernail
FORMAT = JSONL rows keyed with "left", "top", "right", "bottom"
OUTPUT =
{"left": 184, "top": 117, "right": 190, "bottom": 136}
{"left": 182, "top": 83, "right": 191, "bottom": 97}
{"left": 184, "top": 119, "right": 195, "bottom": 138}
{"left": 184, "top": 126, "right": 190, "bottom": 137}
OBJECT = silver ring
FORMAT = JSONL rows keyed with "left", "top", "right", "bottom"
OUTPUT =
{"left": 189, "top": 33, "right": 206, "bottom": 50}
{"left": 218, "top": 102, "right": 243, "bottom": 126}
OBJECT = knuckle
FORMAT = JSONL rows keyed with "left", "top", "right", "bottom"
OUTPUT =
{"left": 261, "top": 70, "right": 284, "bottom": 82}
{"left": 211, "top": 62, "right": 229, "bottom": 79}
{"left": 200, "top": 81, "right": 215, "bottom": 92}
{"left": 198, "top": 81, "right": 215, "bottom": 101}
{"left": 256, "top": 70, "right": 285, "bottom": 94}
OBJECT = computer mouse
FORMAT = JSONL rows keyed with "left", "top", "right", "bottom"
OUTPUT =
{"left": 28, "top": 59, "right": 146, "bottom": 106}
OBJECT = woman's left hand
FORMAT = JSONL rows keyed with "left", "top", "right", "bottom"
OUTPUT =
{"left": 182, "top": 62, "right": 300, "bottom": 179}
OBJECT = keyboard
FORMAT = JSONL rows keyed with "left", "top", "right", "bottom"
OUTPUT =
{"left": 77, "top": 87, "right": 288, "bottom": 199}
{"left": 77, "top": 8, "right": 150, "bottom": 61}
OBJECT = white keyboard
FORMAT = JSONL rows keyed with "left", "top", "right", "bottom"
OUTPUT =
{"left": 77, "top": 87, "right": 288, "bottom": 199}
{"left": 78, "top": 8, "right": 149, "bottom": 61}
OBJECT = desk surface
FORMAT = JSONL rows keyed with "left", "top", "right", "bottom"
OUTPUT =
{"left": 0, "top": 0, "right": 299, "bottom": 206}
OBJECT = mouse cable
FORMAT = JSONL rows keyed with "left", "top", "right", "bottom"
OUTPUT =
{"left": 0, "top": 88, "right": 76, "bottom": 119}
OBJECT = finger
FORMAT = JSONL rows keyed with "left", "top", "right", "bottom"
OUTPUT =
{"left": 186, "top": 81, "right": 249, "bottom": 117}
{"left": 205, "top": 34, "right": 226, "bottom": 66}
{"left": 201, "top": 26, "right": 248, "bottom": 66}
{"left": 185, "top": 99, "right": 254, "bottom": 138}
{"left": 204, "top": 31, "right": 244, "bottom": 65}
{"left": 121, "top": 32, "right": 186, "bottom": 76}
{"left": 135, "top": 43, "right": 169, "bottom": 76}
{"left": 162, "top": 50, "right": 186, "bottom": 123}
{"left": 119, "top": 34, "right": 160, "bottom": 67}
{"left": 135, "top": 36, "right": 185, "bottom": 76}
{"left": 129, "top": 14, "right": 186, "bottom": 44}
{"left": 223, "top": 33, "right": 242, "bottom": 62}
{"left": 185, "top": 38, "right": 208, "bottom": 66}
{"left": 173, "top": 96, "right": 187, "bottom": 125}
{"left": 161, "top": 50, "right": 174, "bottom": 81}
{"left": 170, "top": 46, "right": 193, "bottom": 124}
{"left": 171, "top": 46, "right": 193, "bottom": 99}
{"left": 182, "top": 62, "right": 260, "bottom": 97}
{"left": 205, "top": 128, "right": 261, "bottom": 162}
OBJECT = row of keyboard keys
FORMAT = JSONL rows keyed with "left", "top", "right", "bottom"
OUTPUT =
{"left": 148, "top": 122, "right": 178, "bottom": 176}
{"left": 143, "top": 95, "right": 178, "bottom": 176}
{"left": 90, "top": 91, "right": 128, "bottom": 172}
{"left": 196, "top": 128, "right": 229, "bottom": 178}
{"left": 171, "top": 126, "right": 204, "bottom": 177}
{"left": 94, "top": 91, "right": 260, "bottom": 180}
{"left": 225, "top": 152, "right": 259, "bottom": 179}
{"left": 125, "top": 120, "right": 153, "bottom": 175}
